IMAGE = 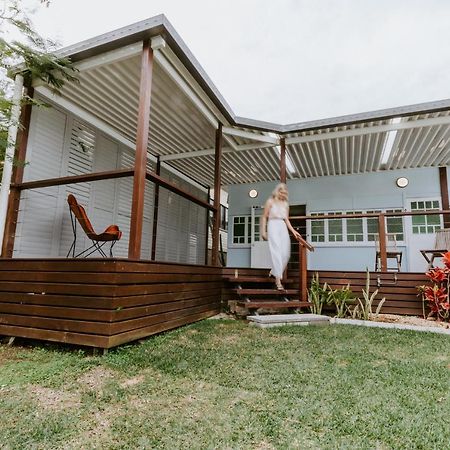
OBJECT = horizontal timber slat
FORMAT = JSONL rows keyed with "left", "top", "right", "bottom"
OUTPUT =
{"left": 0, "top": 259, "right": 223, "bottom": 348}
{"left": 0, "top": 260, "right": 432, "bottom": 349}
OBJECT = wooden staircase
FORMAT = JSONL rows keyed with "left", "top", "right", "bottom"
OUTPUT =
{"left": 225, "top": 275, "right": 311, "bottom": 315}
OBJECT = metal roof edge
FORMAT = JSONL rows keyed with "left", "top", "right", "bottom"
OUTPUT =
{"left": 31, "top": 15, "right": 450, "bottom": 136}
{"left": 280, "top": 98, "right": 450, "bottom": 134}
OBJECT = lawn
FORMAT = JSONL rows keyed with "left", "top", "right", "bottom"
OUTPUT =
{"left": 1, "top": 320, "right": 449, "bottom": 449}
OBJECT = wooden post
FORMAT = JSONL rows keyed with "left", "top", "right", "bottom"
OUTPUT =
{"left": 378, "top": 213, "right": 387, "bottom": 272}
{"left": 299, "top": 242, "right": 308, "bottom": 301}
{"left": 205, "top": 186, "right": 211, "bottom": 265}
{"left": 150, "top": 156, "right": 160, "bottom": 260}
{"left": 280, "top": 137, "right": 286, "bottom": 184}
{"left": 439, "top": 167, "right": 450, "bottom": 229}
{"left": 211, "top": 124, "right": 222, "bottom": 266}
{"left": 2, "top": 86, "right": 33, "bottom": 258}
{"left": 128, "top": 40, "right": 153, "bottom": 259}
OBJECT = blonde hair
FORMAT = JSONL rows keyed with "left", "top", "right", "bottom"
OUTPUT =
{"left": 271, "top": 183, "right": 288, "bottom": 201}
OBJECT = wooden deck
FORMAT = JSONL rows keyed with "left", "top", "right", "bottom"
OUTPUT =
{"left": 0, "top": 259, "right": 222, "bottom": 348}
{"left": 0, "top": 261, "right": 428, "bottom": 348}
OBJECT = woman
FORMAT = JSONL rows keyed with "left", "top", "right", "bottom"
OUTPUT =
{"left": 261, "top": 183, "right": 301, "bottom": 291}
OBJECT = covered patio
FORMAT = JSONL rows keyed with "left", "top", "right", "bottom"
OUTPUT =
{"left": 1, "top": 15, "right": 449, "bottom": 347}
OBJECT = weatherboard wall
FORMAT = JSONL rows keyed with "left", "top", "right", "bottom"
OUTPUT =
{"left": 226, "top": 166, "right": 445, "bottom": 271}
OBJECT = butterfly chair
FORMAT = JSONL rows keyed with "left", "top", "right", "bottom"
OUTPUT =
{"left": 66, "top": 194, "right": 122, "bottom": 258}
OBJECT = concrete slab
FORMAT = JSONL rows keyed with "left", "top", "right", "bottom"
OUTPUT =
{"left": 248, "top": 314, "right": 330, "bottom": 328}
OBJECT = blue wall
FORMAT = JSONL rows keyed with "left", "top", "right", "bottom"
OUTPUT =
{"left": 227, "top": 167, "right": 446, "bottom": 270}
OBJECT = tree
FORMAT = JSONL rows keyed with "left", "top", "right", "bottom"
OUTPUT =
{"left": 0, "top": 0, "right": 77, "bottom": 177}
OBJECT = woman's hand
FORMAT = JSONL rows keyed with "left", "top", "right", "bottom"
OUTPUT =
{"left": 261, "top": 231, "right": 268, "bottom": 241}
{"left": 292, "top": 230, "right": 301, "bottom": 241}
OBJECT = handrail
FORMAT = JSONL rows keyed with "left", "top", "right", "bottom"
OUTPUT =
{"left": 12, "top": 168, "right": 135, "bottom": 190}
{"left": 290, "top": 208, "right": 450, "bottom": 273}
{"left": 297, "top": 237, "right": 314, "bottom": 302}
{"left": 290, "top": 209, "right": 450, "bottom": 221}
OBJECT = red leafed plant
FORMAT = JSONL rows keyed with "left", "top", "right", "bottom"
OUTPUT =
{"left": 418, "top": 252, "right": 450, "bottom": 322}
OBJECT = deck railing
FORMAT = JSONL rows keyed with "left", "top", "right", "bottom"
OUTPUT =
{"left": 291, "top": 209, "right": 450, "bottom": 294}
{"left": 4, "top": 168, "right": 215, "bottom": 261}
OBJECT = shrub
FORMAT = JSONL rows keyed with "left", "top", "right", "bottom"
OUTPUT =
{"left": 418, "top": 253, "right": 450, "bottom": 322}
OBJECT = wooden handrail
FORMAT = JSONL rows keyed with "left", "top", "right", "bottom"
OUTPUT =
{"left": 12, "top": 168, "right": 135, "bottom": 190}
{"left": 290, "top": 209, "right": 450, "bottom": 221}
{"left": 297, "top": 237, "right": 314, "bottom": 302}
{"left": 291, "top": 208, "right": 450, "bottom": 278}
{"left": 146, "top": 171, "right": 215, "bottom": 211}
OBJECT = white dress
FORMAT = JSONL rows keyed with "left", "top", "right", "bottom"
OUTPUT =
{"left": 267, "top": 201, "right": 290, "bottom": 278}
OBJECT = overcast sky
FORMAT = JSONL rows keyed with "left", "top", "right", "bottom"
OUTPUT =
{"left": 28, "top": 0, "right": 450, "bottom": 124}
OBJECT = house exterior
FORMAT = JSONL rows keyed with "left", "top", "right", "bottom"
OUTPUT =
{"left": 0, "top": 14, "right": 448, "bottom": 347}
{"left": 227, "top": 166, "right": 448, "bottom": 273}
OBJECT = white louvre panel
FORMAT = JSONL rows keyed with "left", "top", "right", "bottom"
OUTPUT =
{"left": 155, "top": 168, "right": 206, "bottom": 264}
{"left": 90, "top": 134, "right": 119, "bottom": 237}
{"left": 58, "top": 120, "right": 95, "bottom": 256}
{"left": 114, "top": 149, "right": 154, "bottom": 258}
{"left": 14, "top": 106, "right": 67, "bottom": 257}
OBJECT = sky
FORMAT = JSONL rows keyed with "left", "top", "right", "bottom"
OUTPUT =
{"left": 25, "top": 0, "right": 450, "bottom": 125}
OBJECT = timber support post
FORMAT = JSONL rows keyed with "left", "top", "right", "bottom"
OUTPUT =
{"left": 439, "top": 167, "right": 450, "bottom": 228}
{"left": 299, "top": 241, "right": 308, "bottom": 301}
{"left": 129, "top": 39, "right": 154, "bottom": 259}
{"left": 378, "top": 213, "right": 388, "bottom": 272}
{"left": 280, "top": 137, "right": 286, "bottom": 184}
{"left": 211, "top": 124, "right": 222, "bottom": 266}
{"left": 151, "top": 156, "right": 161, "bottom": 260}
{"left": 1, "top": 82, "right": 32, "bottom": 258}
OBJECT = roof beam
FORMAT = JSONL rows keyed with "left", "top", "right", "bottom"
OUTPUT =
{"left": 222, "top": 126, "right": 279, "bottom": 144}
{"left": 74, "top": 42, "right": 143, "bottom": 72}
{"left": 34, "top": 86, "right": 206, "bottom": 191}
{"left": 159, "top": 141, "right": 275, "bottom": 162}
{"left": 152, "top": 41, "right": 238, "bottom": 150}
{"left": 285, "top": 115, "right": 450, "bottom": 145}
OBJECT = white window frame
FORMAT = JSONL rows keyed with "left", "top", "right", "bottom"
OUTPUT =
{"left": 307, "top": 208, "right": 406, "bottom": 247}
{"left": 230, "top": 215, "right": 252, "bottom": 247}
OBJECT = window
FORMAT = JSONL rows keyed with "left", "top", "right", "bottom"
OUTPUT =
{"left": 386, "top": 209, "right": 404, "bottom": 241}
{"left": 347, "top": 211, "right": 363, "bottom": 242}
{"left": 220, "top": 205, "right": 228, "bottom": 231}
{"left": 309, "top": 209, "right": 405, "bottom": 244}
{"left": 411, "top": 200, "right": 441, "bottom": 234}
{"left": 254, "top": 216, "right": 261, "bottom": 242}
{"left": 366, "top": 210, "right": 382, "bottom": 242}
{"left": 232, "top": 216, "right": 251, "bottom": 244}
{"left": 328, "top": 212, "right": 343, "bottom": 242}
{"left": 311, "top": 213, "right": 325, "bottom": 242}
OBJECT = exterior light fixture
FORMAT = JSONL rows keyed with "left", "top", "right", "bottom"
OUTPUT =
{"left": 396, "top": 177, "right": 409, "bottom": 188}
{"left": 249, "top": 189, "right": 258, "bottom": 198}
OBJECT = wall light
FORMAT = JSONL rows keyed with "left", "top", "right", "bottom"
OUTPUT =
{"left": 249, "top": 189, "right": 258, "bottom": 198}
{"left": 396, "top": 177, "right": 409, "bottom": 188}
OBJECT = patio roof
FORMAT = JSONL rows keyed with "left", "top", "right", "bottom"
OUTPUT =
{"left": 30, "top": 15, "right": 450, "bottom": 186}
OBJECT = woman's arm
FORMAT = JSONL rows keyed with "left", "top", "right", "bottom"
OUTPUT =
{"left": 261, "top": 199, "right": 272, "bottom": 241}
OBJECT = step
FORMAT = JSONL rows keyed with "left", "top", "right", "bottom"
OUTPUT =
{"left": 236, "top": 301, "right": 310, "bottom": 309}
{"left": 248, "top": 313, "right": 330, "bottom": 328}
{"left": 233, "top": 288, "right": 298, "bottom": 295}
{"left": 225, "top": 277, "right": 295, "bottom": 284}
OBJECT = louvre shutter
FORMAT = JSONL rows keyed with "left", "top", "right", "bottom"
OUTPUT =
{"left": 14, "top": 105, "right": 67, "bottom": 257}
{"left": 155, "top": 168, "right": 206, "bottom": 264}
{"left": 58, "top": 119, "right": 96, "bottom": 256}
{"left": 113, "top": 148, "right": 154, "bottom": 258}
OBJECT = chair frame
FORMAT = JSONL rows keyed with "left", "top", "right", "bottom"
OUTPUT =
{"left": 374, "top": 233, "right": 403, "bottom": 272}
{"left": 420, "top": 228, "right": 450, "bottom": 269}
{"left": 66, "top": 195, "right": 121, "bottom": 259}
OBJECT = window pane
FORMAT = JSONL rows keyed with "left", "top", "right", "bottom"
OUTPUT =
{"left": 311, "top": 213, "right": 325, "bottom": 242}
{"left": 347, "top": 212, "right": 363, "bottom": 241}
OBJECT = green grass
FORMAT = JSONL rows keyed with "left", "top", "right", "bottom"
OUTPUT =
{"left": 1, "top": 321, "right": 449, "bottom": 449}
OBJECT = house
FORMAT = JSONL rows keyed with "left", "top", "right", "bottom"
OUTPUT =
{"left": 0, "top": 15, "right": 446, "bottom": 348}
